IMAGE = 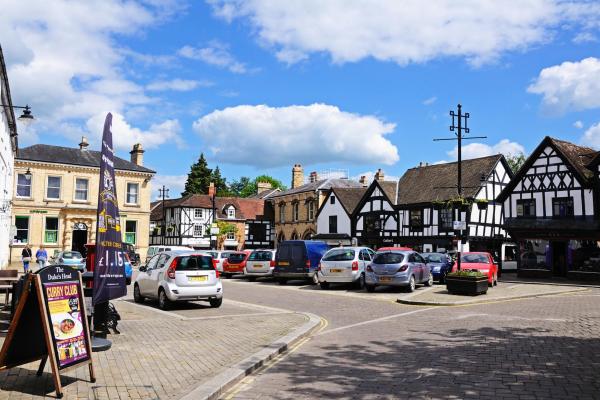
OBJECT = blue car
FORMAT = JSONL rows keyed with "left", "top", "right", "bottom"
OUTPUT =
{"left": 422, "top": 252, "right": 453, "bottom": 283}
{"left": 51, "top": 251, "right": 86, "bottom": 271}
{"left": 273, "top": 240, "right": 329, "bottom": 284}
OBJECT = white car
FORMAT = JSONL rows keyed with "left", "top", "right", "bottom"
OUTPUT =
{"left": 244, "top": 250, "right": 276, "bottom": 280}
{"left": 316, "top": 247, "right": 375, "bottom": 290}
{"left": 206, "top": 250, "right": 234, "bottom": 272}
{"left": 145, "top": 245, "right": 194, "bottom": 264}
{"left": 134, "top": 251, "right": 223, "bottom": 310}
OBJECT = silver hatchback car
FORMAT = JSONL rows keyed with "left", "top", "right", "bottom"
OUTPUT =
{"left": 365, "top": 250, "right": 432, "bottom": 292}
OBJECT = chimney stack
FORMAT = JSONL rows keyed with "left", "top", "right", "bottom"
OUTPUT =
{"left": 130, "top": 143, "right": 144, "bottom": 166}
{"left": 79, "top": 136, "right": 89, "bottom": 150}
{"left": 309, "top": 171, "right": 318, "bottom": 183}
{"left": 292, "top": 164, "right": 304, "bottom": 189}
{"left": 208, "top": 182, "right": 216, "bottom": 197}
{"left": 257, "top": 181, "right": 272, "bottom": 194}
{"left": 359, "top": 175, "right": 368, "bottom": 186}
{"left": 374, "top": 168, "right": 384, "bottom": 181}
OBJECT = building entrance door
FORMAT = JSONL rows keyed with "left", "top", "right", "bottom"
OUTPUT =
{"left": 72, "top": 223, "right": 88, "bottom": 256}
{"left": 551, "top": 241, "right": 567, "bottom": 277}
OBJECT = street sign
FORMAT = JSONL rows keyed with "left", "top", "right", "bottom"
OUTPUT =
{"left": 453, "top": 221, "right": 466, "bottom": 230}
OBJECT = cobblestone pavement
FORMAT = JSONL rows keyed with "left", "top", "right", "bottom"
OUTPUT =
{"left": 0, "top": 296, "right": 307, "bottom": 400}
{"left": 221, "top": 279, "right": 600, "bottom": 400}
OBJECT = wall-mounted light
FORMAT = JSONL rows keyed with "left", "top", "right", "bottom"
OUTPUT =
{"left": 24, "top": 168, "right": 32, "bottom": 180}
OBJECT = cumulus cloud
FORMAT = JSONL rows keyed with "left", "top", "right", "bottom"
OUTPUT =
{"left": 581, "top": 122, "right": 600, "bottom": 149}
{"left": 446, "top": 139, "right": 526, "bottom": 160}
{"left": 151, "top": 174, "right": 188, "bottom": 199}
{"left": 192, "top": 103, "right": 399, "bottom": 167}
{"left": 528, "top": 57, "right": 600, "bottom": 114}
{"left": 574, "top": 120, "right": 584, "bottom": 129}
{"left": 208, "top": 0, "right": 600, "bottom": 66}
{"left": 1, "top": 0, "right": 184, "bottom": 148}
{"left": 178, "top": 41, "right": 249, "bottom": 73}
{"left": 146, "top": 79, "right": 211, "bottom": 92}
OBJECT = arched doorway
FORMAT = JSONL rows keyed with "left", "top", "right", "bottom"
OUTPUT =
{"left": 291, "top": 231, "right": 299, "bottom": 240}
{"left": 277, "top": 232, "right": 286, "bottom": 245}
{"left": 302, "top": 229, "right": 314, "bottom": 240}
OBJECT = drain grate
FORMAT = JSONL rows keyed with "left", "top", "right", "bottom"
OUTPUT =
{"left": 91, "top": 385, "right": 159, "bottom": 399}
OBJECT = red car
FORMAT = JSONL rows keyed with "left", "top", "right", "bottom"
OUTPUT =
{"left": 222, "top": 250, "right": 252, "bottom": 278}
{"left": 452, "top": 252, "right": 498, "bottom": 286}
{"left": 377, "top": 247, "right": 413, "bottom": 251}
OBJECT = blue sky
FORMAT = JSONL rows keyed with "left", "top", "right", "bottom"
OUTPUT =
{"left": 2, "top": 1, "right": 600, "bottom": 198}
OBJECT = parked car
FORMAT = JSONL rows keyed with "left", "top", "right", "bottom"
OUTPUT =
{"left": 273, "top": 240, "right": 329, "bottom": 284}
{"left": 222, "top": 250, "right": 252, "bottom": 278}
{"left": 452, "top": 252, "right": 498, "bottom": 286}
{"left": 122, "top": 243, "right": 140, "bottom": 266}
{"left": 423, "top": 252, "right": 453, "bottom": 283}
{"left": 365, "top": 250, "right": 433, "bottom": 292}
{"left": 134, "top": 251, "right": 223, "bottom": 310}
{"left": 377, "top": 246, "right": 413, "bottom": 252}
{"left": 146, "top": 245, "right": 194, "bottom": 263}
{"left": 206, "top": 250, "right": 235, "bottom": 272}
{"left": 50, "top": 251, "right": 86, "bottom": 271}
{"left": 317, "top": 247, "right": 375, "bottom": 290}
{"left": 244, "top": 250, "right": 276, "bottom": 280}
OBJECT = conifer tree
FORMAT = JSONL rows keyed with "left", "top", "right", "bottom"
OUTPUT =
{"left": 182, "top": 153, "right": 212, "bottom": 195}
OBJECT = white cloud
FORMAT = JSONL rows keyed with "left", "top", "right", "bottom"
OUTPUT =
{"left": 1, "top": 0, "right": 184, "bottom": 148}
{"left": 208, "top": 0, "right": 600, "bottom": 66}
{"left": 151, "top": 175, "right": 188, "bottom": 200}
{"left": 573, "top": 32, "right": 598, "bottom": 43}
{"left": 528, "top": 57, "right": 600, "bottom": 114}
{"left": 447, "top": 139, "right": 526, "bottom": 160}
{"left": 178, "top": 41, "right": 249, "bottom": 73}
{"left": 192, "top": 103, "right": 399, "bottom": 167}
{"left": 146, "top": 79, "right": 210, "bottom": 91}
{"left": 581, "top": 122, "right": 600, "bottom": 149}
{"left": 574, "top": 120, "right": 584, "bottom": 129}
{"left": 423, "top": 96, "right": 437, "bottom": 106}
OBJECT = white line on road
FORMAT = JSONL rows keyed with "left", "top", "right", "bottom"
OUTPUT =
{"left": 316, "top": 307, "right": 437, "bottom": 336}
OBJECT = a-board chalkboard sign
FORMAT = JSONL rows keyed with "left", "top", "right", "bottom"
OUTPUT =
{"left": 0, "top": 266, "right": 95, "bottom": 398}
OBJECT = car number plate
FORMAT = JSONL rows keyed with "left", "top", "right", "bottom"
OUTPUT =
{"left": 278, "top": 261, "right": 289, "bottom": 266}
{"left": 330, "top": 269, "right": 343, "bottom": 273}
{"left": 379, "top": 276, "right": 392, "bottom": 282}
{"left": 189, "top": 276, "right": 208, "bottom": 282}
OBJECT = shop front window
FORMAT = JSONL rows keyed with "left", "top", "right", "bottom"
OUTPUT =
{"left": 569, "top": 241, "right": 600, "bottom": 272}
{"left": 520, "top": 240, "right": 550, "bottom": 270}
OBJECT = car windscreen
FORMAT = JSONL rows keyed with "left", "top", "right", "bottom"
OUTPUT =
{"left": 176, "top": 255, "right": 213, "bottom": 271}
{"left": 373, "top": 252, "right": 404, "bottom": 264}
{"left": 248, "top": 251, "right": 273, "bottom": 261}
{"left": 322, "top": 249, "right": 355, "bottom": 261}
{"left": 62, "top": 251, "right": 82, "bottom": 259}
{"left": 227, "top": 253, "right": 246, "bottom": 263}
{"left": 425, "top": 254, "right": 445, "bottom": 263}
{"left": 461, "top": 254, "right": 489, "bottom": 263}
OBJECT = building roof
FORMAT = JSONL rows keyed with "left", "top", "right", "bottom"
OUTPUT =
{"left": 396, "top": 154, "right": 504, "bottom": 205}
{"left": 378, "top": 181, "right": 399, "bottom": 205}
{"left": 248, "top": 188, "right": 281, "bottom": 199}
{"left": 17, "top": 144, "right": 155, "bottom": 174}
{"left": 156, "top": 194, "right": 267, "bottom": 220}
{"left": 331, "top": 187, "right": 368, "bottom": 215}
{"left": 549, "top": 138, "right": 597, "bottom": 179}
{"left": 270, "top": 178, "right": 362, "bottom": 198}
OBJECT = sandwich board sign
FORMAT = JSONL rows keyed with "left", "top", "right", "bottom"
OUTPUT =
{"left": 0, "top": 266, "right": 95, "bottom": 398}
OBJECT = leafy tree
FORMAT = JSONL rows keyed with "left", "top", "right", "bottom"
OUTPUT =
{"left": 216, "top": 221, "right": 237, "bottom": 250}
{"left": 506, "top": 153, "right": 527, "bottom": 174}
{"left": 231, "top": 175, "right": 288, "bottom": 198}
{"left": 211, "top": 166, "right": 229, "bottom": 196}
{"left": 228, "top": 177, "right": 252, "bottom": 197}
{"left": 182, "top": 153, "right": 212, "bottom": 196}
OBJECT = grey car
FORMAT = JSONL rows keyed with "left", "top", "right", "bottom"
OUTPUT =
{"left": 365, "top": 250, "right": 433, "bottom": 292}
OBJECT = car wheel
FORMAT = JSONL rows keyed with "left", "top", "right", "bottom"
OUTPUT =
{"left": 224, "top": 273, "right": 231, "bottom": 279}
{"left": 319, "top": 281, "right": 330, "bottom": 290}
{"left": 248, "top": 276, "right": 256, "bottom": 282}
{"left": 209, "top": 298, "right": 223, "bottom": 308}
{"left": 158, "top": 289, "right": 171, "bottom": 310}
{"left": 354, "top": 273, "right": 366, "bottom": 290}
{"left": 366, "top": 284, "right": 376, "bottom": 293}
{"left": 126, "top": 277, "right": 131, "bottom": 285}
{"left": 278, "top": 278, "right": 287, "bottom": 285}
{"left": 133, "top": 284, "right": 144, "bottom": 303}
{"left": 407, "top": 275, "right": 416, "bottom": 292}
{"left": 424, "top": 274, "right": 433, "bottom": 287}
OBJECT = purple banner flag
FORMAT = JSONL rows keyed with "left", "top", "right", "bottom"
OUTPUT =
{"left": 93, "top": 113, "right": 126, "bottom": 305}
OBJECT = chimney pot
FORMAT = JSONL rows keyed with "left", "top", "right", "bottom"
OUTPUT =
{"left": 374, "top": 168, "right": 384, "bottom": 181}
{"left": 359, "top": 175, "right": 368, "bottom": 186}
{"left": 309, "top": 171, "right": 318, "bottom": 183}
{"left": 208, "top": 182, "right": 216, "bottom": 197}
{"left": 130, "top": 143, "right": 145, "bottom": 166}
{"left": 292, "top": 164, "right": 304, "bottom": 189}
{"left": 79, "top": 136, "right": 89, "bottom": 150}
{"left": 257, "top": 181, "right": 272, "bottom": 194}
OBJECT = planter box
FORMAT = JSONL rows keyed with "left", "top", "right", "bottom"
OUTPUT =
{"left": 446, "top": 276, "right": 488, "bottom": 296}
{"left": 476, "top": 202, "right": 488, "bottom": 210}
{"left": 517, "top": 268, "right": 552, "bottom": 279}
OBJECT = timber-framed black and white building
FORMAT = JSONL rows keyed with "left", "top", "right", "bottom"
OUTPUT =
{"left": 498, "top": 137, "right": 600, "bottom": 279}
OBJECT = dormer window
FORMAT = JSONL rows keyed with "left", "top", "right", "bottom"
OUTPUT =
{"left": 226, "top": 206, "right": 235, "bottom": 219}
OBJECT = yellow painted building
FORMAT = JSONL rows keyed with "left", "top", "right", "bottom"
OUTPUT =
{"left": 10, "top": 139, "right": 155, "bottom": 263}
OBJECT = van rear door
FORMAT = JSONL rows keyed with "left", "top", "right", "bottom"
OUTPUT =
{"left": 277, "top": 243, "right": 307, "bottom": 274}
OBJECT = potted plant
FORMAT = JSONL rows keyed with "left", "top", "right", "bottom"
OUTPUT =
{"left": 446, "top": 269, "right": 488, "bottom": 296}
{"left": 475, "top": 199, "right": 488, "bottom": 210}
{"left": 432, "top": 200, "right": 445, "bottom": 210}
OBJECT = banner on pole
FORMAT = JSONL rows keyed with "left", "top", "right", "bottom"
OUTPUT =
{"left": 93, "top": 113, "right": 126, "bottom": 305}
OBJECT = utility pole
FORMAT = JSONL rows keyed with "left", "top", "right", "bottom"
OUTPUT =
{"left": 158, "top": 186, "right": 169, "bottom": 244}
{"left": 434, "top": 104, "right": 486, "bottom": 270}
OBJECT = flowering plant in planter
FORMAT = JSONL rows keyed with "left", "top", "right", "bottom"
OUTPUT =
{"left": 446, "top": 269, "right": 488, "bottom": 295}
{"left": 474, "top": 199, "right": 489, "bottom": 210}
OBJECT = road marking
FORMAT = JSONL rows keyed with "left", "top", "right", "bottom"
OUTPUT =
{"left": 121, "top": 300, "right": 182, "bottom": 319}
{"left": 316, "top": 307, "right": 436, "bottom": 336}
{"left": 224, "top": 298, "right": 294, "bottom": 313}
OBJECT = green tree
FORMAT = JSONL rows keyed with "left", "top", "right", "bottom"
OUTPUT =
{"left": 233, "top": 175, "right": 287, "bottom": 198}
{"left": 211, "top": 166, "right": 229, "bottom": 196}
{"left": 228, "top": 176, "right": 252, "bottom": 197}
{"left": 182, "top": 153, "right": 212, "bottom": 196}
{"left": 216, "top": 221, "right": 237, "bottom": 250}
{"left": 506, "top": 153, "right": 527, "bottom": 174}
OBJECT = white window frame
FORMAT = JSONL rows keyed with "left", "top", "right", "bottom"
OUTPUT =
{"left": 227, "top": 207, "right": 235, "bottom": 219}
{"left": 194, "top": 208, "right": 203, "bottom": 219}
{"left": 16, "top": 172, "right": 32, "bottom": 198}
{"left": 226, "top": 231, "right": 235, "bottom": 240}
{"left": 126, "top": 182, "right": 140, "bottom": 205}
{"left": 193, "top": 224, "right": 204, "bottom": 237}
{"left": 74, "top": 177, "right": 89, "bottom": 202}
{"left": 46, "top": 175, "right": 62, "bottom": 200}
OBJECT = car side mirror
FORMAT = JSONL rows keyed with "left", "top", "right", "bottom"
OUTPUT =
{"left": 139, "top": 265, "right": 147, "bottom": 272}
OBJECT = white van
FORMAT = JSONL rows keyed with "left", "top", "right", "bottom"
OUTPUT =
{"left": 146, "top": 245, "right": 194, "bottom": 264}
{"left": 501, "top": 243, "right": 518, "bottom": 272}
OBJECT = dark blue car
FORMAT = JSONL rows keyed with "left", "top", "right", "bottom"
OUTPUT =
{"left": 423, "top": 252, "right": 453, "bottom": 283}
{"left": 273, "top": 240, "right": 329, "bottom": 284}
